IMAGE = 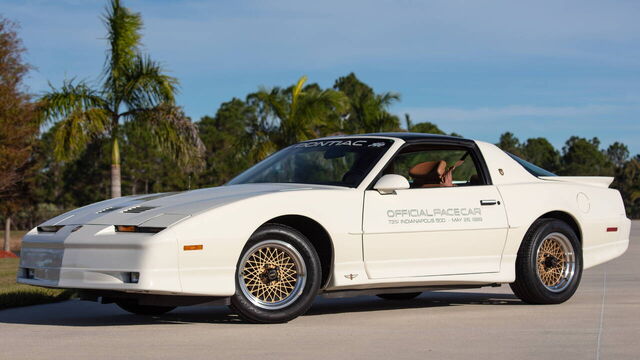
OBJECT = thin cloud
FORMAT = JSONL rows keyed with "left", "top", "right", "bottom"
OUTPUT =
{"left": 400, "top": 104, "right": 639, "bottom": 123}
{"left": 3, "top": 0, "right": 640, "bottom": 154}
{"left": 399, "top": 103, "right": 640, "bottom": 154}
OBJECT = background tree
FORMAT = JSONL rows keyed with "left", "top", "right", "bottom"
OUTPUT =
{"left": 522, "top": 137, "right": 561, "bottom": 173}
{"left": 197, "top": 98, "right": 257, "bottom": 186}
{"left": 496, "top": 132, "right": 524, "bottom": 157}
{"left": 38, "top": 0, "right": 203, "bottom": 198}
{"left": 404, "top": 113, "right": 463, "bottom": 136}
{"left": 334, "top": 73, "right": 400, "bottom": 133}
{"left": 614, "top": 156, "right": 640, "bottom": 218}
{"left": 560, "top": 136, "right": 613, "bottom": 176}
{"left": 606, "top": 142, "right": 630, "bottom": 169}
{"left": 0, "top": 17, "right": 39, "bottom": 253}
{"left": 404, "top": 113, "right": 445, "bottom": 134}
{"left": 246, "top": 76, "right": 348, "bottom": 160}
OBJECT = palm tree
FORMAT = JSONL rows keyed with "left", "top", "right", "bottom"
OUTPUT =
{"left": 39, "top": 0, "right": 203, "bottom": 198}
{"left": 357, "top": 92, "right": 401, "bottom": 132}
{"left": 333, "top": 73, "right": 401, "bottom": 133}
{"left": 246, "top": 76, "right": 348, "bottom": 160}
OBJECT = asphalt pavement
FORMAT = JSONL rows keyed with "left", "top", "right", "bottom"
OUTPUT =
{"left": 1, "top": 221, "right": 638, "bottom": 360}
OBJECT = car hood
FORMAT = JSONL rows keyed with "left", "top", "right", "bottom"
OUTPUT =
{"left": 42, "top": 183, "right": 342, "bottom": 227}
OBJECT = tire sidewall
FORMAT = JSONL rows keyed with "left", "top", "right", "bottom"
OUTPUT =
{"left": 525, "top": 220, "right": 583, "bottom": 303}
{"left": 231, "top": 224, "right": 321, "bottom": 323}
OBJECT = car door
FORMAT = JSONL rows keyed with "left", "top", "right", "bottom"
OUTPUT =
{"left": 362, "top": 145, "right": 509, "bottom": 279}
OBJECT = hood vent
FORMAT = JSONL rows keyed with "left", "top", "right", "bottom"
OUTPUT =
{"left": 97, "top": 206, "right": 123, "bottom": 214}
{"left": 123, "top": 206, "right": 157, "bottom": 214}
{"left": 135, "top": 192, "right": 181, "bottom": 202}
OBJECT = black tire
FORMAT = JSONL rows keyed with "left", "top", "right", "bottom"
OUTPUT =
{"left": 510, "top": 219, "right": 582, "bottom": 304}
{"left": 116, "top": 301, "right": 175, "bottom": 316}
{"left": 377, "top": 292, "right": 421, "bottom": 300}
{"left": 230, "top": 224, "right": 321, "bottom": 323}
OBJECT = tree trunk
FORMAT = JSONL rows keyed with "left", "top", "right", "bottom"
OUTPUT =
{"left": 111, "top": 164, "right": 121, "bottom": 198}
{"left": 3, "top": 216, "right": 10, "bottom": 252}
{"left": 111, "top": 137, "right": 121, "bottom": 198}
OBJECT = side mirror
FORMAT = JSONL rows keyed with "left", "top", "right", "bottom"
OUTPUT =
{"left": 373, "top": 174, "right": 410, "bottom": 194}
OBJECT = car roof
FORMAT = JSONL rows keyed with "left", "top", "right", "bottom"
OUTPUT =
{"left": 318, "top": 132, "right": 476, "bottom": 145}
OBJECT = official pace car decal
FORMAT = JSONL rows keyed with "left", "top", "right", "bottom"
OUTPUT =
{"left": 386, "top": 207, "right": 483, "bottom": 225}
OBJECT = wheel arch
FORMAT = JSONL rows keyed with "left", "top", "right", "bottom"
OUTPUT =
{"left": 259, "top": 215, "right": 334, "bottom": 289}
{"left": 534, "top": 210, "right": 582, "bottom": 244}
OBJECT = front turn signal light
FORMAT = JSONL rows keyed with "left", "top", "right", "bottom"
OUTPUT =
{"left": 115, "top": 225, "right": 165, "bottom": 233}
{"left": 37, "top": 225, "right": 64, "bottom": 233}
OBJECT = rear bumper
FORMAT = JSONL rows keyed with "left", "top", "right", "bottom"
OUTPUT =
{"left": 583, "top": 217, "right": 630, "bottom": 270}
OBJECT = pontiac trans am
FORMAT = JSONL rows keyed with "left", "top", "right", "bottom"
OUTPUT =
{"left": 18, "top": 133, "right": 630, "bottom": 323}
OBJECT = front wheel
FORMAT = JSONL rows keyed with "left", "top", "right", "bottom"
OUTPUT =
{"left": 230, "top": 224, "right": 321, "bottom": 323}
{"left": 510, "top": 219, "right": 583, "bottom": 304}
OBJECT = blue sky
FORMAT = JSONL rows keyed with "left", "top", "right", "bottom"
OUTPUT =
{"left": 4, "top": 0, "right": 640, "bottom": 154}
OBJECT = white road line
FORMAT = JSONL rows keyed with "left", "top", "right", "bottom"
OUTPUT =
{"left": 596, "top": 270, "right": 607, "bottom": 360}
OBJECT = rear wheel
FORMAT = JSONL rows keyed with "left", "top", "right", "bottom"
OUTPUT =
{"left": 510, "top": 219, "right": 582, "bottom": 304}
{"left": 116, "top": 301, "right": 175, "bottom": 316}
{"left": 377, "top": 292, "right": 421, "bottom": 300}
{"left": 230, "top": 224, "right": 321, "bottom": 323}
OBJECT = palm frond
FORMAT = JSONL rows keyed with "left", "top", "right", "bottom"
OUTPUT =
{"left": 128, "top": 104, "right": 205, "bottom": 170}
{"left": 288, "top": 86, "right": 347, "bottom": 139}
{"left": 121, "top": 54, "right": 178, "bottom": 111}
{"left": 289, "top": 75, "right": 307, "bottom": 118}
{"left": 51, "top": 107, "right": 110, "bottom": 161}
{"left": 242, "top": 132, "right": 278, "bottom": 162}
{"left": 247, "top": 87, "right": 286, "bottom": 130}
{"left": 248, "top": 76, "right": 350, "bottom": 147}
{"left": 39, "top": 80, "right": 109, "bottom": 123}
{"left": 101, "top": 0, "right": 142, "bottom": 87}
{"left": 376, "top": 92, "right": 401, "bottom": 108}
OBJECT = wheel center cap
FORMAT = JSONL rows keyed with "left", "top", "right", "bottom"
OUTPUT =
{"left": 262, "top": 266, "right": 280, "bottom": 284}
{"left": 543, "top": 255, "right": 559, "bottom": 269}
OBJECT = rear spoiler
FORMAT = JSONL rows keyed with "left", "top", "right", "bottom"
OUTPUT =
{"left": 538, "top": 176, "right": 614, "bottom": 188}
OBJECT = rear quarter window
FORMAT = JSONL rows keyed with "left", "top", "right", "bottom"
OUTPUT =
{"left": 507, "top": 153, "right": 557, "bottom": 177}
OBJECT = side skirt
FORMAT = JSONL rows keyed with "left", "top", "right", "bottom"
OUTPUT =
{"left": 78, "top": 283, "right": 502, "bottom": 306}
{"left": 321, "top": 283, "right": 501, "bottom": 298}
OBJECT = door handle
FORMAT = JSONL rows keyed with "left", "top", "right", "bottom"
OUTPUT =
{"left": 480, "top": 199, "right": 499, "bottom": 206}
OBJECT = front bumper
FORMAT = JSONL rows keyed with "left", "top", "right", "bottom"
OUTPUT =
{"left": 17, "top": 224, "right": 183, "bottom": 295}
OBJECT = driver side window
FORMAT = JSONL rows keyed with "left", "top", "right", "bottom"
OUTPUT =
{"left": 384, "top": 146, "right": 485, "bottom": 188}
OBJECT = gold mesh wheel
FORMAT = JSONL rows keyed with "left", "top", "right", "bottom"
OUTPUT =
{"left": 535, "top": 232, "right": 576, "bottom": 292}
{"left": 238, "top": 240, "right": 307, "bottom": 310}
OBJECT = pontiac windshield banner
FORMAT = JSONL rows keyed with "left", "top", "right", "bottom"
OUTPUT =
{"left": 386, "top": 207, "right": 483, "bottom": 224}
{"left": 293, "top": 139, "right": 389, "bottom": 148}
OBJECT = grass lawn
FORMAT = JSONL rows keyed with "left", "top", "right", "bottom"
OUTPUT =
{"left": 0, "top": 258, "right": 73, "bottom": 310}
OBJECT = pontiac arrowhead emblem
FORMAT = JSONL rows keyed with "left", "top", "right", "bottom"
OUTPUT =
{"left": 344, "top": 273, "right": 358, "bottom": 280}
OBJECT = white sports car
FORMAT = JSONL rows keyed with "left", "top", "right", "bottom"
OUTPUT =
{"left": 18, "top": 133, "right": 630, "bottom": 323}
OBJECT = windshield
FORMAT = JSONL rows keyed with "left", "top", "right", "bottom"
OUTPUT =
{"left": 228, "top": 138, "right": 394, "bottom": 187}
{"left": 507, "top": 153, "right": 557, "bottom": 177}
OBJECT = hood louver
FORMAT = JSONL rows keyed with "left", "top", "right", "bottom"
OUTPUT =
{"left": 135, "top": 192, "right": 181, "bottom": 202}
{"left": 97, "top": 206, "right": 123, "bottom": 214}
{"left": 123, "top": 206, "right": 157, "bottom": 214}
